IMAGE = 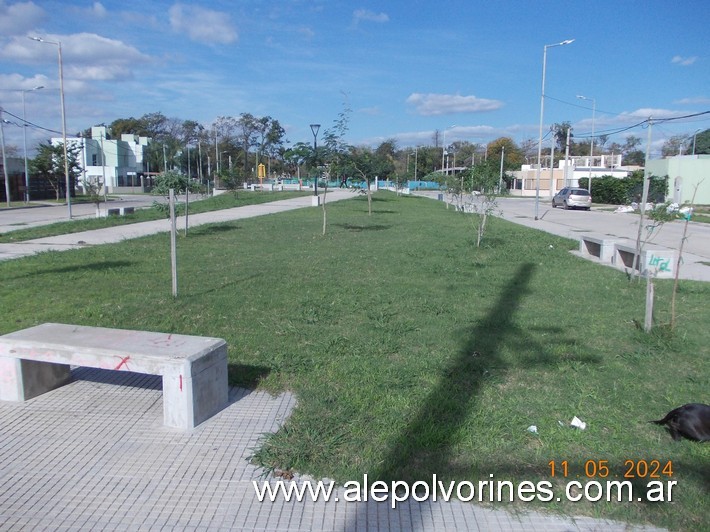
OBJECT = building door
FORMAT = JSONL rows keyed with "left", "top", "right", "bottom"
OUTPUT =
{"left": 673, "top": 176, "right": 682, "bottom": 204}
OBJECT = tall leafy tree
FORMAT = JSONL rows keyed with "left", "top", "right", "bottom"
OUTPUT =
{"left": 693, "top": 129, "right": 710, "bottom": 154}
{"left": 552, "top": 121, "right": 573, "bottom": 152}
{"left": 30, "top": 141, "right": 82, "bottom": 201}
{"left": 109, "top": 117, "right": 150, "bottom": 137}
{"left": 260, "top": 117, "right": 287, "bottom": 176}
{"left": 236, "top": 113, "right": 260, "bottom": 175}
{"left": 283, "top": 142, "right": 312, "bottom": 180}
{"left": 661, "top": 134, "right": 689, "bottom": 157}
{"left": 486, "top": 137, "right": 524, "bottom": 170}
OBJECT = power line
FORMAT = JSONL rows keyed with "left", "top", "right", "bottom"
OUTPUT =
{"left": 0, "top": 107, "right": 64, "bottom": 135}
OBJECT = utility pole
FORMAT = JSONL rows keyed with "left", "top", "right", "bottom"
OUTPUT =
{"left": 563, "top": 127, "right": 571, "bottom": 188}
{"left": 498, "top": 145, "right": 505, "bottom": 192}
{"left": 0, "top": 108, "right": 10, "bottom": 207}
{"left": 100, "top": 131, "right": 107, "bottom": 202}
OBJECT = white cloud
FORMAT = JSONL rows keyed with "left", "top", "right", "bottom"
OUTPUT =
{"left": 358, "top": 106, "right": 381, "bottom": 116}
{"left": 671, "top": 55, "right": 697, "bottom": 66}
{"left": 0, "top": 72, "right": 49, "bottom": 93}
{"left": 89, "top": 2, "right": 107, "bottom": 18}
{"left": 353, "top": 9, "right": 389, "bottom": 25}
{"left": 0, "top": 0, "right": 45, "bottom": 35}
{"left": 623, "top": 108, "right": 686, "bottom": 119}
{"left": 673, "top": 96, "right": 710, "bottom": 105}
{"left": 169, "top": 3, "right": 237, "bottom": 45}
{"left": 1, "top": 33, "right": 151, "bottom": 83}
{"left": 406, "top": 93, "right": 504, "bottom": 116}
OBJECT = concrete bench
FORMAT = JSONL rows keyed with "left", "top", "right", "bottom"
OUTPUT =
{"left": 107, "top": 206, "right": 135, "bottom": 216}
{"left": 578, "top": 234, "right": 618, "bottom": 263}
{"left": 613, "top": 243, "right": 676, "bottom": 279}
{"left": 0, "top": 323, "right": 228, "bottom": 430}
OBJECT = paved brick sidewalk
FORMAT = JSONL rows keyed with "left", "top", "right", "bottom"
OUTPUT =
{"left": 0, "top": 369, "right": 665, "bottom": 531}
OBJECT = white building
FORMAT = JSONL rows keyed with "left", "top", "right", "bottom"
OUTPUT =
{"left": 509, "top": 154, "right": 631, "bottom": 197}
{"left": 53, "top": 126, "right": 151, "bottom": 193}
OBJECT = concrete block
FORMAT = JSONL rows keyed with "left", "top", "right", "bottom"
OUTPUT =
{"left": 613, "top": 244, "right": 676, "bottom": 279}
{"left": 579, "top": 235, "right": 618, "bottom": 263}
{"left": 0, "top": 323, "right": 229, "bottom": 430}
{"left": 311, "top": 196, "right": 320, "bottom": 207}
{"left": 0, "top": 357, "right": 71, "bottom": 401}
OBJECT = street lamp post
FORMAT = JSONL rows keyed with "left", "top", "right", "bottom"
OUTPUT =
{"left": 441, "top": 132, "right": 446, "bottom": 174}
{"left": 535, "top": 39, "right": 574, "bottom": 220}
{"left": 441, "top": 125, "right": 457, "bottom": 175}
{"left": 21, "top": 86, "right": 44, "bottom": 202}
{"left": 414, "top": 146, "right": 418, "bottom": 181}
{"left": 310, "top": 124, "right": 320, "bottom": 196}
{"left": 0, "top": 111, "right": 9, "bottom": 207}
{"left": 577, "top": 95, "right": 596, "bottom": 194}
{"left": 30, "top": 36, "right": 71, "bottom": 218}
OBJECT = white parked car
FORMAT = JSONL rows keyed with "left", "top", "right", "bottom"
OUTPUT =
{"left": 552, "top": 187, "right": 592, "bottom": 210}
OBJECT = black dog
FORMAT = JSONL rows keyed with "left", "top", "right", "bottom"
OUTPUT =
{"left": 651, "top": 403, "right": 710, "bottom": 442}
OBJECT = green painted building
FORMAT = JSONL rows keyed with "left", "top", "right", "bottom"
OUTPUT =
{"left": 646, "top": 155, "right": 710, "bottom": 205}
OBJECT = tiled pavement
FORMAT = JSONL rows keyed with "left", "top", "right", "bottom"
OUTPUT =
{"left": 0, "top": 369, "right": 666, "bottom": 531}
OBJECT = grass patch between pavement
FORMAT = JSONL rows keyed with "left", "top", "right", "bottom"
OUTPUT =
{"left": 0, "top": 191, "right": 708, "bottom": 531}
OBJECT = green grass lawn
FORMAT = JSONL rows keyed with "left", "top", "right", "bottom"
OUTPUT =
{"left": 1, "top": 192, "right": 707, "bottom": 530}
{"left": 0, "top": 191, "right": 309, "bottom": 243}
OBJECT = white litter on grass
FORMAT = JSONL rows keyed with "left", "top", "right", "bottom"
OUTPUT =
{"left": 527, "top": 425, "right": 538, "bottom": 434}
{"left": 615, "top": 205, "right": 635, "bottom": 213}
{"left": 570, "top": 416, "right": 587, "bottom": 430}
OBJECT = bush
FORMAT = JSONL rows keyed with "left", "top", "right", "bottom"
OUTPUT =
{"left": 578, "top": 173, "right": 668, "bottom": 204}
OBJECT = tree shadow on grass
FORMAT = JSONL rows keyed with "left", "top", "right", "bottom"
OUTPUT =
{"left": 10, "top": 260, "right": 136, "bottom": 279}
{"left": 370, "top": 196, "right": 395, "bottom": 202}
{"left": 334, "top": 223, "right": 391, "bottom": 232}
{"left": 371, "top": 262, "right": 598, "bottom": 484}
{"left": 188, "top": 224, "right": 241, "bottom": 237}
{"left": 182, "top": 273, "right": 263, "bottom": 298}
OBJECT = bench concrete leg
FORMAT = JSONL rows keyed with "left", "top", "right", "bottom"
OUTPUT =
{"left": 161, "top": 345, "right": 229, "bottom": 429}
{"left": 0, "top": 357, "right": 71, "bottom": 401}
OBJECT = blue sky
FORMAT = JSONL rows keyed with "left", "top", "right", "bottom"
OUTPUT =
{"left": 0, "top": 0, "right": 708, "bottom": 157}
